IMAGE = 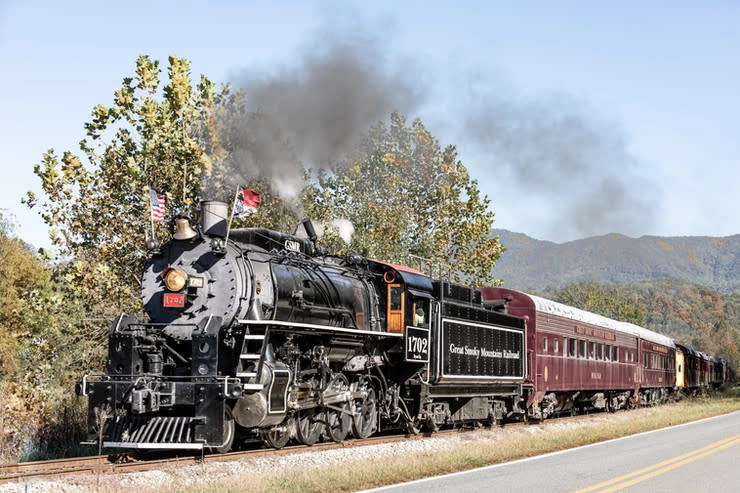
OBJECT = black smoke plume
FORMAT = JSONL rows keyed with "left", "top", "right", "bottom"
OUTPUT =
{"left": 220, "top": 27, "right": 424, "bottom": 200}
{"left": 216, "top": 22, "right": 659, "bottom": 242}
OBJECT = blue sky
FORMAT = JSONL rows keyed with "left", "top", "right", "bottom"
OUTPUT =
{"left": 1, "top": 1, "right": 738, "bottom": 249}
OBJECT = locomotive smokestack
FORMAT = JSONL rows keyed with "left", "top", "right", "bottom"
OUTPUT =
{"left": 301, "top": 217, "right": 318, "bottom": 242}
{"left": 201, "top": 201, "right": 228, "bottom": 238}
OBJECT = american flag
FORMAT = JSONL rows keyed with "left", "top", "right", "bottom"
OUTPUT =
{"left": 233, "top": 186, "right": 261, "bottom": 217}
{"left": 150, "top": 188, "right": 166, "bottom": 223}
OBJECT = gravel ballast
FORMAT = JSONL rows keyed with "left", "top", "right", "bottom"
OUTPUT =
{"left": 0, "top": 410, "right": 682, "bottom": 493}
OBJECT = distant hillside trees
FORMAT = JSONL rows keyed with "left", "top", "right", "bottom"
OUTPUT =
{"left": 493, "top": 229, "right": 740, "bottom": 293}
{"left": 546, "top": 281, "right": 647, "bottom": 326}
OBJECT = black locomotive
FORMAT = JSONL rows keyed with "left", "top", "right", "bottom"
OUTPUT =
{"left": 78, "top": 201, "right": 527, "bottom": 451}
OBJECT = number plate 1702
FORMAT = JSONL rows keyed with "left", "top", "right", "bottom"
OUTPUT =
{"left": 405, "top": 326, "right": 430, "bottom": 363}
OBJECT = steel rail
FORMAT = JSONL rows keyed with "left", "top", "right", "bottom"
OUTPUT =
{"left": 0, "top": 409, "right": 628, "bottom": 485}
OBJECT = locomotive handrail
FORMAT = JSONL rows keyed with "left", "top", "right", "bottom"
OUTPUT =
{"left": 237, "top": 319, "right": 404, "bottom": 338}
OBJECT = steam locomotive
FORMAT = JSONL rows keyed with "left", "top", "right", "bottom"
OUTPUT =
{"left": 78, "top": 201, "right": 733, "bottom": 452}
{"left": 78, "top": 201, "right": 528, "bottom": 451}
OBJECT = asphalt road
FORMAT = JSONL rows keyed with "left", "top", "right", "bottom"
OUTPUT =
{"left": 362, "top": 411, "right": 740, "bottom": 493}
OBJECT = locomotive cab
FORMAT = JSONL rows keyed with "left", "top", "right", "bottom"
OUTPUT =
{"left": 368, "top": 260, "right": 434, "bottom": 334}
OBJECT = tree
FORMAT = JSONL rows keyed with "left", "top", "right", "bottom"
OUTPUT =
{"left": 0, "top": 212, "right": 52, "bottom": 379}
{"left": 548, "top": 281, "right": 648, "bottom": 326}
{"left": 306, "top": 112, "right": 504, "bottom": 286}
{"left": 0, "top": 212, "right": 95, "bottom": 462}
{"left": 27, "top": 57, "right": 504, "bottom": 303}
{"left": 24, "top": 55, "right": 234, "bottom": 309}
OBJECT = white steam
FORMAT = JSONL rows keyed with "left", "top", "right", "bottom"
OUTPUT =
{"left": 330, "top": 218, "right": 355, "bottom": 245}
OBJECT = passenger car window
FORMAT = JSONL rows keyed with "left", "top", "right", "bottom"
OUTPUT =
{"left": 588, "top": 341, "right": 595, "bottom": 359}
{"left": 605, "top": 344, "right": 611, "bottom": 361}
{"left": 598, "top": 343, "right": 604, "bottom": 360}
{"left": 613, "top": 347, "right": 619, "bottom": 362}
{"left": 543, "top": 337, "right": 548, "bottom": 352}
{"left": 569, "top": 338, "right": 576, "bottom": 357}
{"left": 579, "top": 340, "right": 586, "bottom": 358}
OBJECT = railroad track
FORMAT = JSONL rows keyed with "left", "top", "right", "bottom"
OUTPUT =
{"left": 0, "top": 409, "right": 622, "bottom": 485}
{"left": 0, "top": 428, "right": 461, "bottom": 485}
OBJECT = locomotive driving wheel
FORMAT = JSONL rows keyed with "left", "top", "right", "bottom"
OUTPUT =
{"left": 351, "top": 387, "right": 377, "bottom": 439}
{"left": 324, "top": 374, "right": 351, "bottom": 443}
{"left": 296, "top": 408, "right": 323, "bottom": 446}
{"left": 260, "top": 422, "right": 291, "bottom": 449}
{"left": 325, "top": 402, "right": 351, "bottom": 442}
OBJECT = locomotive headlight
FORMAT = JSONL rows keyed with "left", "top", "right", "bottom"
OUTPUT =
{"left": 163, "top": 267, "right": 188, "bottom": 292}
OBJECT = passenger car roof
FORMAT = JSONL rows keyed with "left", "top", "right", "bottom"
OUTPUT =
{"left": 526, "top": 292, "right": 675, "bottom": 348}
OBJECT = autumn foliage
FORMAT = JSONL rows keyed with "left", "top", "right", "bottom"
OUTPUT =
{"left": 5, "top": 55, "right": 504, "bottom": 462}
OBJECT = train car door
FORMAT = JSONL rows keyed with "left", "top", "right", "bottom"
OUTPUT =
{"left": 387, "top": 283, "right": 405, "bottom": 333}
{"left": 675, "top": 350, "right": 685, "bottom": 388}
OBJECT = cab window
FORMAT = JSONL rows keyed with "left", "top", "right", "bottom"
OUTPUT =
{"left": 390, "top": 287, "right": 402, "bottom": 310}
{"left": 413, "top": 298, "right": 429, "bottom": 328}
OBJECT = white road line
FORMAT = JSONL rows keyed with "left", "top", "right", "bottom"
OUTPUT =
{"left": 357, "top": 411, "right": 739, "bottom": 493}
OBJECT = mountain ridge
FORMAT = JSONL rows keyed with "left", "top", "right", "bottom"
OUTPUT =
{"left": 492, "top": 229, "right": 740, "bottom": 293}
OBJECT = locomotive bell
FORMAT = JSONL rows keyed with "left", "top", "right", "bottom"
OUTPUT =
{"left": 173, "top": 217, "right": 198, "bottom": 240}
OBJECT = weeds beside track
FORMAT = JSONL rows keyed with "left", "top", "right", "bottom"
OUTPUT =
{"left": 3, "top": 393, "right": 739, "bottom": 492}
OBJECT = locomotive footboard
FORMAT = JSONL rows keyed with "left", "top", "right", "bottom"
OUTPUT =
{"left": 78, "top": 375, "right": 241, "bottom": 450}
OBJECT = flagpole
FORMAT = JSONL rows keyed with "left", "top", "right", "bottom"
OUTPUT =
{"left": 224, "top": 184, "right": 241, "bottom": 245}
{"left": 143, "top": 156, "right": 150, "bottom": 243}
{"left": 148, "top": 188, "right": 156, "bottom": 241}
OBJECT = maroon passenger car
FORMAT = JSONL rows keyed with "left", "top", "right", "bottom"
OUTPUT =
{"left": 479, "top": 288, "right": 676, "bottom": 419}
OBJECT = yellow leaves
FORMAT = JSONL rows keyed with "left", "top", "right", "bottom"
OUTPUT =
{"left": 142, "top": 97, "right": 158, "bottom": 127}
{"left": 165, "top": 56, "right": 193, "bottom": 114}
{"left": 197, "top": 74, "right": 216, "bottom": 106}
{"left": 61, "top": 151, "right": 89, "bottom": 186}
{"left": 37, "top": 151, "right": 61, "bottom": 192}
{"left": 381, "top": 152, "right": 411, "bottom": 169}
{"left": 200, "top": 152, "right": 213, "bottom": 175}
{"left": 135, "top": 55, "right": 160, "bottom": 91}
{"left": 91, "top": 104, "right": 107, "bottom": 123}
{"left": 22, "top": 190, "right": 36, "bottom": 209}
{"left": 348, "top": 159, "right": 363, "bottom": 176}
{"left": 656, "top": 240, "right": 674, "bottom": 252}
{"left": 126, "top": 156, "right": 141, "bottom": 177}
{"left": 205, "top": 112, "right": 226, "bottom": 164}
{"left": 413, "top": 126, "right": 433, "bottom": 145}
